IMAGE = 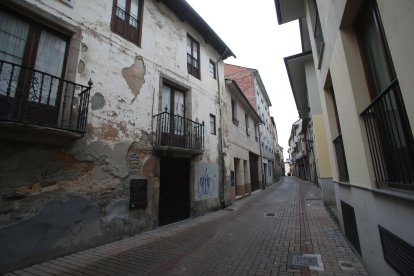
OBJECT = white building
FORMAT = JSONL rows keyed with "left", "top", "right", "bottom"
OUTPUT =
{"left": 224, "top": 64, "right": 275, "bottom": 187}
{"left": 224, "top": 79, "right": 262, "bottom": 202}
{"left": 0, "top": 0, "right": 234, "bottom": 272}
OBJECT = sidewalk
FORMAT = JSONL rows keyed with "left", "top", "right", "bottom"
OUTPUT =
{"left": 7, "top": 177, "right": 368, "bottom": 275}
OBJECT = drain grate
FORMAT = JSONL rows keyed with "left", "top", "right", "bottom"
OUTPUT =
{"left": 291, "top": 254, "right": 324, "bottom": 271}
{"left": 265, "top": 213, "right": 275, "bottom": 216}
{"left": 292, "top": 256, "right": 318, "bottom": 267}
{"left": 338, "top": 260, "right": 355, "bottom": 271}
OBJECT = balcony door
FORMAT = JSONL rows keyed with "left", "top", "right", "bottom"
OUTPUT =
{"left": 0, "top": 9, "right": 68, "bottom": 126}
{"left": 161, "top": 84, "right": 186, "bottom": 146}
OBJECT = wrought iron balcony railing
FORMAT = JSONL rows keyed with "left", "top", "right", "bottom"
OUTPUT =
{"left": 361, "top": 79, "right": 414, "bottom": 189}
{"left": 0, "top": 59, "right": 92, "bottom": 133}
{"left": 153, "top": 111, "right": 204, "bottom": 153}
{"left": 333, "top": 134, "right": 349, "bottom": 182}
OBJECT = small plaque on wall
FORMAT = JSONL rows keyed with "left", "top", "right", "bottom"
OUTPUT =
{"left": 129, "top": 179, "right": 147, "bottom": 209}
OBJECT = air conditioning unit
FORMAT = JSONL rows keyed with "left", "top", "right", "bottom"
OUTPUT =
{"left": 247, "top": 128, "right": 251, "bottom": 135}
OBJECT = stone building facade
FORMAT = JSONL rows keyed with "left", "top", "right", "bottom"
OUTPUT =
{"left": 0, "top": 0, "right": 234, "bottom": 272}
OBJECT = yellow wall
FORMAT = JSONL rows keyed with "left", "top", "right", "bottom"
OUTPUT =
{"left": 312, "top": 114, "right": 332, "bottom": 178}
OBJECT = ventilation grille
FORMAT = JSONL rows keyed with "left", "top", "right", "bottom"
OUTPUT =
{"left": 340, "top": 201, "right": 361, "bottom": 254}
{"left": 379, "top": 225, "right": 414, "bottom": 276}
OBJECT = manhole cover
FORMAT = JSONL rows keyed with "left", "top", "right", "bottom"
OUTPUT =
{"left": 292, "top": 255, "right": 318, "bottom": 267}
{"left": 265, "top": 213, "right": 275, "bottom": 216}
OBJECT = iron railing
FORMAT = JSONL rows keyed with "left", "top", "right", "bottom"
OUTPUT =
{"left": 361, "top": 79, "right": 414, "bottom": 189}
{"left": 153, "top": 111, "right": 204, "bottom": 152}
{"left": 333, "top": 134, "right": 349, "bottom": 182}
{"left": 0, "top": 59, "right": 92, "bottom": 133}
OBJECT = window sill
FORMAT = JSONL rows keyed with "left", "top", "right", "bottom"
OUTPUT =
{"left": 335, "top": 181, "right": 414, "bottom": 202}
{"left": 372, "top": 188, "right": 414, "bottom": 202}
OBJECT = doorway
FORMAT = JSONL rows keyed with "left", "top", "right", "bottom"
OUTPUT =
{"left": 249, "top": 152, "right": 259, "bottom": 191}
{"left": 159, "top": 157, "right": 190, "bottom": 226}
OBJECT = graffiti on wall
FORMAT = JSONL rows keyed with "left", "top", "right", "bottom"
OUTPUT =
{"left": 194, "top": 162, "right": 218, "bottom": 201}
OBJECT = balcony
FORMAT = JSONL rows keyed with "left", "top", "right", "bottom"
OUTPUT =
{"left": 153, "top": 111, "right": 204, "bottom": 158}
{"left": 361, "top": 79, "right": 414, "bottom": 189}
{"left": 0, "top": 59, "right": 92, "bottom": 145}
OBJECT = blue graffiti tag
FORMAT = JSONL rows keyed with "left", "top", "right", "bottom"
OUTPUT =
{"left": 198, "top": 166, "right": 214, "bottom": 198}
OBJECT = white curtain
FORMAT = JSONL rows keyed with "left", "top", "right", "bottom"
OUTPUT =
{"left": 130, "top": 0, "right": 139, "bottom": 27}
{"left": 0, "top": 11, "right": 29, "bottom": 97}
{"left": 174, "top": 90, "right": 184, "bottom": 135}
{"left": 32, "top": 31, "right": 66, "bottom": 105}
{"left": 161, "top": 85, "right": 171, "bottom": 132}
{"left": 116, "top": 0, "right": 126, "bottom": 20}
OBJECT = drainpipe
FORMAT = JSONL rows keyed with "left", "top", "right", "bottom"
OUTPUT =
{"left": 258, "top": 125, "right": 265, "bottom": 189}
{"left": 216, "top": 48, "right": 228, "bottom": 208}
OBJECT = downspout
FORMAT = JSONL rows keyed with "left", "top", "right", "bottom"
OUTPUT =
{"left": 258, "top": 124, "right": 265, "bottom": 189}
{"left": 216, "top": 48, "right": 228, "bottom": 208}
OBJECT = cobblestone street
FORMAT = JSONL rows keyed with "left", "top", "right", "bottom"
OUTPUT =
{"left": 7, "top": 177, "right": 368, "bottom": 276}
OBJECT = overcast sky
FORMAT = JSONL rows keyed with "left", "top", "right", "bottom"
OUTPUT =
{"left": 186, "top": 0, "right": 302, "bottom": 160}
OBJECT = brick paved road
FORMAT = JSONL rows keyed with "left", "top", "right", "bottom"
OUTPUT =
{"left": 7, "top": 177, "right": 368, "bottom": 276}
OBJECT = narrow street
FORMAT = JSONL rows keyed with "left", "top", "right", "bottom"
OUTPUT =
{"left": 8, "top": 177, "right": 368, "bottom": 276}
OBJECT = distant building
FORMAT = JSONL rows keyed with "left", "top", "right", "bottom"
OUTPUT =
{"left": 224, "top": 64, "right": 276, "bottom": 187}
{"left": 224, "top": 80, "right": 262, "bottom": 202}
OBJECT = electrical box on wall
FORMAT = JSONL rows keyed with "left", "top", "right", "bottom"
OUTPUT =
{"left": 129, "top": 179, "right": 147, "bottom": 209}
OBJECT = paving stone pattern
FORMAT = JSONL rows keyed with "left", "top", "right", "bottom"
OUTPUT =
{"left": 7, "top": 177, "right": 368, "bottom": 276}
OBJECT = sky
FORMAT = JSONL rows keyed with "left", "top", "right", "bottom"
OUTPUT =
{"left": 186, "top": 0, "right": 302, "bottom": 160}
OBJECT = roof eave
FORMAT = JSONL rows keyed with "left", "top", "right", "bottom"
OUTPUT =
{"left": 157, "top": 0, "right": 236, "bottom": 59}
{"left": 284, "top": 51, "right": 312, "bottom": 119}
{"left": 274, "top": 0, "right": 305, "bottom": 25}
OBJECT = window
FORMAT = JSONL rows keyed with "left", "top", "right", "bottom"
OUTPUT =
{"left": 329, "top": 88, "right": 349, "bottom": 182}
{"left": 209, "top": 114, "right": 216, "bottom": 135}
{"left": 209, "top": 59, "right": 216, "bottom": 79}
{"left": 111, "top": 0, "right": 143, "bottom": 46}
{"left": 161, "top": 84, "right": 185, "bottom": 116}
{"left": 231, "top": 99, "right": 238, "bottom": 125}
{"left": 254, "top": 124, "right": 258, "bottom": 141}
{"left": 356, "top": 0, "right": 414, "bottom": 189}
{"left": 0, "top": 9, "right": 69, "bottom": 125}
{"left": 161, "top": 84, "right": 185, "bottom": 134}
{"left": 187, "top": 35, "right": 200, "bottom": 78}
{"left": 245, "top": 113, "right": 250, "bottom": 136}
{"left": 312, "top": 0, "right": 325, "bottom": 64}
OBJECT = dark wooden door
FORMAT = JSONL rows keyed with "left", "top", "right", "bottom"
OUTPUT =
{"left": 159, "top": 157, "right": 190, "bottom": 226}
{"left": 249, "top": 152, "right": 259, "bottom": 191}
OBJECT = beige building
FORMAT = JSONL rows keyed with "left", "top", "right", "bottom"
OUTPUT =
{"left": 224, "top": 64, "right": 276, "bottom": 187}
{"left": 276, "top": 0, "right": 414, "bottom": 275}
{"left": 271, "top": 117, "right": 284, "bottom": 181}
{"left": 224, "top": 80, "right": 262, "bottom": 202}
{"left": 283, "top": 26, "right": 334, "bottom": 204}
{"left": 0, "top": 0, "right": 234, "bottom": 272}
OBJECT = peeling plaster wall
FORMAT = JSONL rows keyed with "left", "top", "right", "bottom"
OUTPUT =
{"left": 0, "top": 0, "right": 225, "bottom": 272}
